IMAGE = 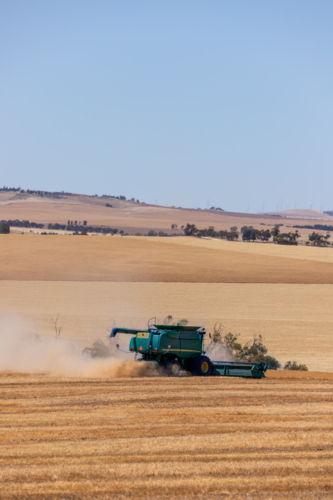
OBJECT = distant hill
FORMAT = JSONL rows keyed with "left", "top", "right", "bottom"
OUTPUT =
{"left": 266, "top": 209, "right": 333, "bottom": 220}
{"left": 1, "top": 188, "right": 333, "bottom": 235}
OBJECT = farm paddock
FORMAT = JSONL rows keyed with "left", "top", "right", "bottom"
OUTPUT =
{"left": 0, "top": 371, "right": 332, "bottom": 499}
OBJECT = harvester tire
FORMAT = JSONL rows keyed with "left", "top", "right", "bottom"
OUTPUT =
{"left": 191, "top": 355, "right": 212, "bottom": 377}
{"left": 166, "top": 359, "right": 181, "bottom": 377}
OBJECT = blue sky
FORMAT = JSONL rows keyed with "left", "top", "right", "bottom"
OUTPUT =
{"left": 1, "top": 1, "right": 333, "bottom": 212}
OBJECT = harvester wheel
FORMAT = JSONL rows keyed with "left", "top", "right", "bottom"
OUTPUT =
{"left": 166, "top": 359, "right": 181, "bottom": 377}
{"left": 191, "top": 355, "right": 212, "bottom": 377}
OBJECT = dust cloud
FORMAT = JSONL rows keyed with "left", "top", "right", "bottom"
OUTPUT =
{"left": 0, "top": 316, "right": 161, "bottom": 378}
{"left": 205, "top": 342, "right": 234, "bottom": 362}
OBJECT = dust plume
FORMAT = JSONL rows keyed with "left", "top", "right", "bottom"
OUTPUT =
{"left": 0, "top": 316, "right": 161, "bottom": 378}
{"left": 205, "top": 342, "right": 234, "bottom": 362}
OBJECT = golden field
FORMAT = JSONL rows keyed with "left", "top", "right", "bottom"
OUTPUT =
{"left": 2, "top": 190, "right": 333, "bottom": 235}
{"left": 1, "top": 280, "right": 333, "bottom": 372}
{"left": 1, "top": 202, "right": 333, "bottom": 498}
{"left": 0, "top": 372, "right": 332, "bottom": 499}
{"left": 2, "top": 234, "right": 333, "bottom": 283}
{"left": 1, "top": 234, "right": 333, "bottom": 371}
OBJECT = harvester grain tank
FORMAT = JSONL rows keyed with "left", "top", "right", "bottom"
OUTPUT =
{"left": 110, "top": 324, "right": 266, "bottom": 378}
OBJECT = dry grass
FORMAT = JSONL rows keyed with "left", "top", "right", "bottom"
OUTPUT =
{"left": 144, "top": 235, "right": 333, "bottom": 264}
{"left": 0, "top": 372, "right": 332, "bottom": 499}
{"left": 1, "top": 196, "right": 333, "bottom": 498}
{"left": 1, "top": 191, "right": 332, "bottom": 235}
{"left": 1, "top": 280, "right": 333, "bottom": 372}
{"left": 2, "top": 234, "right": 333, "bottom": 283}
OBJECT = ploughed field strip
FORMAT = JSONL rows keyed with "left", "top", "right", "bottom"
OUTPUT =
{"left": 0, "top": 373, "right": 333, "bottom": 499}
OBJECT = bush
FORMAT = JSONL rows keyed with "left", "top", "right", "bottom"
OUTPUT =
{"left": 254, "top": 354, "right": 281, "bottom": 370}
{"left": 208, "top": 326, "right": 281, "bottom": 369}
{"left": 0, "top": 223, "right": 10, "bottom": 234}
{"left": 284, "top": 361, "right": 308, "bottom": 371}
{"left": 83, "top": 339, "right": 111, "bottom": 358}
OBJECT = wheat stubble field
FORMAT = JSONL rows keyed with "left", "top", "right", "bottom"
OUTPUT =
{"left": 1, "top": 232, "right": 333, "bottom": 498}
{"left": 1, "top": 373, "right": 333, "bottom": 499}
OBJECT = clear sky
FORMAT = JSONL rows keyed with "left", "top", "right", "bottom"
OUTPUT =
{"left": 1, "top": 1, "right": 333, "bottom": 213}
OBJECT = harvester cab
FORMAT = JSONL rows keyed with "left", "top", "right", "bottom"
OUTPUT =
{"left": 110, "top": 325, "right": 266, "bottom": 379}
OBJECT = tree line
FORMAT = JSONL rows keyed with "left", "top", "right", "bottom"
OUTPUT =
{"left": 1, "top": 219, "right": 44, "bottom": 229}
{"left": 48, "top": 223, "right": 122, "bottom": 234}
{"left": 184, "top": 224, "right": 238, "bottom": 240}
{"left": 242, "top": 225, "right": 300, "bottom": 245}
{"left": 293, "top": 224, "right": 333, "bottom": 231}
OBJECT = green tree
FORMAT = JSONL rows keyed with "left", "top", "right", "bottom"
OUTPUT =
{"left": 210, "top": 330, "right": 281, "bottom": 369}
{"left": 274, "top": 230, "right": 300, "bottom": 245}
{"left": 308, "top": 232, "right": 331, "bottom": 246}
{"left": 241, "top": 225, "right": 253, "bottom": 233}
{"left": 184, "top": 223, "right": 198, "bottom": 235}
{"left": 242, "top": 228, "right": 259, "bottom": 241}
{"left": 0, "top": 223, "right": 10, "bottom": 234}
{"left": 226, "top": 231, "right": 239, "bottom": 241}
{"left": 259, "top": 229, "right": 272, "bottom": 241}
{"left": 270, "top": 225, "right": 280, "bottom": 237}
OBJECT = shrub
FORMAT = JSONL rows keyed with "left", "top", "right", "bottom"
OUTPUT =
{"left": 208, "top": 326, "right": 281, "bottom": 369}
{"left": 254, "top": 354, "right": 281, "bottom": 370}
{"left": 83, "top": 339, "right": 111, "bottom": 358}
{"left": 284, "top": 361, "right": 308, "bottom": 371}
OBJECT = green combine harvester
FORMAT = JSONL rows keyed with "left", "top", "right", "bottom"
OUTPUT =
{"left": 110, "top": 324, "right": 267, "bottom": 378}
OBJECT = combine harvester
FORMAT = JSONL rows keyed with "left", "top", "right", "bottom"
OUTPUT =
{"left": 111, "top": 324, "right": 267, "bottom": 378}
